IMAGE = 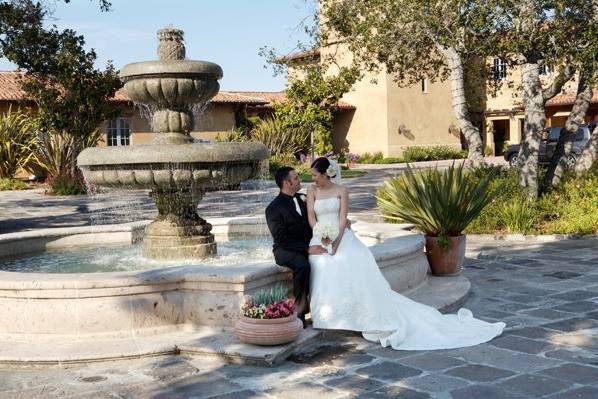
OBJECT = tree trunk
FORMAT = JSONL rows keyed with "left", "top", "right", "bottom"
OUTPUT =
{"left": 541, "top": 76, "right": 593, "bottom": 192}
{"left": 518, "top": 62, "right": 545, "bottom": 199}
{"left": 442, "top": 46, "right": 484, "bottom": 165}
{"left": 575, "top": 126, "right": 598, "bottom": 172}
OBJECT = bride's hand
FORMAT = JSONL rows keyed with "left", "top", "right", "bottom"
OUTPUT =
{"left": 331, "top": 240, "right": 340, "bottom": 255}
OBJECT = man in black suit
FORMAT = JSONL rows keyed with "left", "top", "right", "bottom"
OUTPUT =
{"left": 265, "top": 167, "right": 326, "bottom": 326}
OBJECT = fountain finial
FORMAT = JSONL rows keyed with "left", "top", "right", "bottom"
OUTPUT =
{"left": 157, "top": 27, "right": 185, "bottom": 61}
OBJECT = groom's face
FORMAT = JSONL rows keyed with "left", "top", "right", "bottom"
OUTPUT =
{"left": 285, "top": 170, "right": 301, "bottom": 194}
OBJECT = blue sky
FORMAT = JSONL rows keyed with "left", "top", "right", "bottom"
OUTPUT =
{"left": 0, "top": 0, "right": 315, "bottom": 91}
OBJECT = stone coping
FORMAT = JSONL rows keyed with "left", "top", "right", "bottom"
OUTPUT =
{"left": 0, "top": 218, "right": 423, "bottom": 295}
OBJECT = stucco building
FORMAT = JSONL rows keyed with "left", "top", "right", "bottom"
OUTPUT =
{"left": 284, "top": 47, "right": 598, "bottom": 157}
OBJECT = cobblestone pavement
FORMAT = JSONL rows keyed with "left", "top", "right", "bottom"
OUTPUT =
{"left": 0, "top": 237, "right": 596, "bottom": 399}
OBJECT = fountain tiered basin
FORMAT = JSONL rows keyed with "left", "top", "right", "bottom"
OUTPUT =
{"left": 78, "top": 27, "right": 269, "bottom": 260}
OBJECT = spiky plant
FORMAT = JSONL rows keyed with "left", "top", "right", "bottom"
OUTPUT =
{"left": 249, "top": 284, "right": 290, "bottom": 306}
{"left": 376, "top": 163, "right": 494, "bottom": 239}
{"left": 0, "top": 108, "right": 38, "bottom": 179}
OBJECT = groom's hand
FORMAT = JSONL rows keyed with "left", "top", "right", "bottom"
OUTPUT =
{"left": 308, "top": 245, "right": 327, "bottom": 255}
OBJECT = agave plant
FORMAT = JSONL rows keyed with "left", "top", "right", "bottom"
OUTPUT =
{"left": 376, "top": 163, "right": 494, "bottom": 238}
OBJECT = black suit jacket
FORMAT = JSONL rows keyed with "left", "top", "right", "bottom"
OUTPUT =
{"left": 265, "top": 192, "right": 312, "bottom": 255}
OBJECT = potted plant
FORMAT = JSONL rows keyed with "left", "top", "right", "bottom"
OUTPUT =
{"left": 376, "top": 163, "right": 493, "bottom": 275}
{"left": 234, "top": 284, "right": 303, "bottom": 346}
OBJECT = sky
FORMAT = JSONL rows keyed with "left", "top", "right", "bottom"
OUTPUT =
{"left": 0, "top": 0, "right": 316, "bottom": 91}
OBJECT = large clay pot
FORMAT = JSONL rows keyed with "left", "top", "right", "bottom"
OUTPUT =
{"left": 425, "top": 235, "right": 466, "bottom": 276}
{"left": 234, "top": 313, "right": 303, "bottom": 346}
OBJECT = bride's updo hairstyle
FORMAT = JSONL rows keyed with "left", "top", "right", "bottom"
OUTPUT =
{"left": 311, "top": 157, "right": 336, "bottom": 178}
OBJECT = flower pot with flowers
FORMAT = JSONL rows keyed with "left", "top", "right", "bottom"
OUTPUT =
{"left": 376, "top": 163, "right": 494, "bottom": 275}
{"left": 234, "top": 284, "right": 303, "bottom": 346}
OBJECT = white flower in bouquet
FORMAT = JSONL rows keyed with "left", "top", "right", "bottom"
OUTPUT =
{"left": 313, "top": 222, "right": 339, "bottom": 254}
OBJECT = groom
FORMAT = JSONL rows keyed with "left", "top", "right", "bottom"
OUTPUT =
{"left": 265, "top": 166, "right": 326, "bottom": 326}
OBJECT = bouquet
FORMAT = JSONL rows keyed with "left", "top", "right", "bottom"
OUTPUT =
{"left": 313, "top": 222, "right": 339, "bottom": 254}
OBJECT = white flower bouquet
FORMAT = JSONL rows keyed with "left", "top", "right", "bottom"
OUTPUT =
{"left": 313, "top": 222, "right": 339, "bottom": 254}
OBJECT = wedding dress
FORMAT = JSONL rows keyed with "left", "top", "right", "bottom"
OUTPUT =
{"left": 308, "top": 196, "right": 505, "bottom": 350}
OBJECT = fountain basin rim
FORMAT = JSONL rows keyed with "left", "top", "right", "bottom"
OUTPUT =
{"left": 120, "top": 60, "right": 223, "bottom": 81}
{"left": 0, "top": 220, "right": 424, "bottom": 291}
{"left": 77, "top": 142, "right": 270, "bottom": 167}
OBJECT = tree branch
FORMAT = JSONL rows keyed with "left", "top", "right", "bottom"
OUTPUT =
{"left": 542, "top": 62, "right": 575, "bottom": 101}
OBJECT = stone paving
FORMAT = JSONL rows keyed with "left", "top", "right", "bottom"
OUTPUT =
{"left": 1, "top": 160, "right": 596, "bottom": 398}
{"left": 0, "top": 237, "right": 596, "bottom": 398}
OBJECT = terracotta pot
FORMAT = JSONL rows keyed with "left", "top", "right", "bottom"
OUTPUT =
{"left": 425, "top": 235, "right": 466, "bottom": 276}
{"left": 234, "top": 313, "right": 303, "bottom": 346}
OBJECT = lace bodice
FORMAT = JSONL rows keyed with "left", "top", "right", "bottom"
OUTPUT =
{"left": 314, "top": 197, "right": 340, "bottom": 226}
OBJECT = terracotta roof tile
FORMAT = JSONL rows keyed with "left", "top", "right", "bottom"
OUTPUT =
{"left": 546, "top": 90, "right": 598, "bottom": 106}
{"left": 0, "top": 71, "right": 356, "bottom": 110}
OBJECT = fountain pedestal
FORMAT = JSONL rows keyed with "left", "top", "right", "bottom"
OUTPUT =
{"left": 143, "top": 189, "right": 216, "bottom": 259}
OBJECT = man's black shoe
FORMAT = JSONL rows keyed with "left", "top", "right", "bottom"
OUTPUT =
{"left": 298, "top": 313, "right": 307, "bottom": 329}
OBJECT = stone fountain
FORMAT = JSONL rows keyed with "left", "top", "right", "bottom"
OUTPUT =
{"left": 77, "top": 27, "right": 269, "bottom": 260}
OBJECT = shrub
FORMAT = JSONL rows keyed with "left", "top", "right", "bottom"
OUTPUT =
{"left": 0, "top": 108, "right": 38, "bottom": 179}
{"left": 268, "top": 153, "right": 298, "bottom": 173}
{"left": 48, "top": 174, "right": 86, "bottom": 195}
{"left": 377, "top": 164, "right": 494, "bottom": 239}
{"left": 250, "top": 117, "right": 310, "bottom": 156}
{"left": 402, "top": 146, "right": 467, "bottom": 162}
{"left": 0, "top": 178, "right": 28, "bottom": 191}
{"left": 501, "top": 197, "right": 538, "bottom": 234}
{"left": 465, "top": 162, "right": 597, "bottom": 235}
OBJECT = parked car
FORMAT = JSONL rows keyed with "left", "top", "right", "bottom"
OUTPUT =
{"left": 504, "top": 125, "right": 591, "bottom": 168}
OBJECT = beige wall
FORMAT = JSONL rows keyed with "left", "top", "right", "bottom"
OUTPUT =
{"left": 386, "top": 77, "right": 461, "bottom": 156}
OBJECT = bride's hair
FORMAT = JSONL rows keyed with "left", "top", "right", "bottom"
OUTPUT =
{"left": 311, "top": 157, "right": 336, "bottom": 178}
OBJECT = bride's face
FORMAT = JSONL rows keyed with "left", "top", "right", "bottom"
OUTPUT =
{"left": 311, "top": 168, "right": 328, "bottom": 186}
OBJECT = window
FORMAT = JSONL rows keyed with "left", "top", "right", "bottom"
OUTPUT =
{"left": 106, "top": 117, "right": 131, "bottom": 146}
{"left": 492, "top": 58, "right": 507, "bottom": 80}
{"left": 421, "top": 78, "right": 428, "bottom": 94}
{"left": 540, "top": 64, "right": 554, "bottom": 76}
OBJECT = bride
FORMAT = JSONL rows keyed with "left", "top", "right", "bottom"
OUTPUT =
{"left": 306, "top": 157, "right": 505, "bottom": 350}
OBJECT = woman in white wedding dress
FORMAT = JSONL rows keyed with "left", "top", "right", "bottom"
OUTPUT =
{"left": 306, "top": 157, "right": 505, "bottom": 350}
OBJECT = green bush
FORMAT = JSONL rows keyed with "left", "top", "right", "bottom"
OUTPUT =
{"left": 250, "top": 117, "right": 310, "bottom": 156}
{"left": 402, "top": 146, "right": 467, "bottom": 162}
{"left": 0, "top": 178, "right": 28, "bottom": 191}
{"left": 377, "top": 164, "right": 494, "bottom": 238}
{"left": 268, "top": 153, "right": 298, "bottom": 174}
{"left": 501, "top": 197, "right": 538, "bottom": 234}
{"left": 464, "top": 163, "right": 597, "bottom": 235}
{"left": 49, "top": 174, "right": 86, "bottom": 196}
{"left": 0, "top": 109, "right": 38, "bottom": 179}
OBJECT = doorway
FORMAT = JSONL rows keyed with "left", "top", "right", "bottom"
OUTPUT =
{"left": 492, "top": 119, "right": 510, "bottom": 155}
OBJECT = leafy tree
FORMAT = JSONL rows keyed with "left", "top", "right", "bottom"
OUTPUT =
{"left": 0, "top": 0, "right": 121, "bottom": 179}
{"left": 320, "top": 0, "right": 503, "bottom": 164}
{"left": 274, "top": 65, "right": 359, "bottom": 154}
